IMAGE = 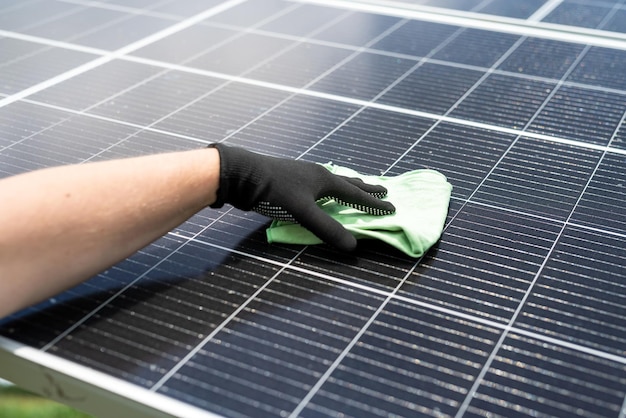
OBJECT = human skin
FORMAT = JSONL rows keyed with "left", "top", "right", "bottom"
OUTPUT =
{"left": 0, "top": 147, "right": 220, "bottom": 318}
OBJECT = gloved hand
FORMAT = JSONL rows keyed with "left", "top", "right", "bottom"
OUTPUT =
{"left": 209, "top": 143, "right": 396, "bottom": 252}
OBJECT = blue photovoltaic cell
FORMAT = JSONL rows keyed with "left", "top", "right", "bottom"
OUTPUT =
{"left": 387, "top": 123, "right": 518, "bottom": 198}
{"left": 158, "top": 269, "right": 387, "bottom": 417}
{"left": 0, "top": 1, "right": 78, "bottom": 32}
{"left": 467, "top": 333, "right": 626, "bottom": 417}
{"left": 497, "top": 38, "right": 586, "bottom": 79}
{"left": 311, "top": 12, "right": 402, "bottom": 47}
{"left": 133, "top": 25, "right": 239, "bottom": 63}
{"left": 0, "top": 43, "right": 97, "bottom": 95}
{"left": 248, "top": 42, "right": 356, "bottom": 87}
{"left": 477, "top": 0, "right": 546, "bottom": 19}
{"left": 542, "top": 2, "right": 613, "bottom": 29}
{"left": 226, "top": 95, "right": 362, "bottom": 157}
{"left": 517, "top": 226, "right": 626, "bottom": 355}
{"left": 258, "top": 4, "right": 346, "bottom": 37}
{"left": 310, "top": 52, "right": 417, "bottom": 100}
{"left": 471, "top": 137, "right": 602, "bottom": 220}
{"left": 371, "top": 20, "right": 459, "bottom": 57}
{"left": 302, "top": 108, "right": 435, "bottom": 174}
{"left": 567, "top": 47, "right": 626, "bottom": 91}
{"left": 301, "top": 299, "right": 502, "bottom": 417}
{"left": 527, "top": 85, "right": 626, "bottom": 145}
{"left": 89, "top": 71, "right": 226, "bottom": 126}
{"left": 399, "top": 203, "right": 563, "bottom": 323}
{"left": 377, "top": 62, "right": 485, "bottom": 114}
{"left": 2, "top": 1, "right": 626, "bottom": 418}
{"left": 449, "top": 74, "right": 556, "bottom": 129}
{"left": 0, "top": 114, "right": 142, "bottom": 175}
{"left": 431, "top": 29, "right": 520, "bottom": 67}
{"left": 153, "top": 83, "right": 291, "bottom": 139}
{"left": 23, "top": 8, "right": 174, "bottom": 50}
{"left": 28, "top": 60, "right": 165, "bottom": 110}
{"left": 603, "top": 8, "right": 626, "bottom": 33}
{"left": 187, "top": 33, "right": 295, "bottom": 76}
{"left": 0, "top": 102, "right": 70, "bottom": 150}
{"left": 570, "top": 153, "right": 626, "bottom": 235}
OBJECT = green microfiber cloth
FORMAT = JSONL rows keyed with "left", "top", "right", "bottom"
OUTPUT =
{"left": 266, "top": 163, "right": 452, "bottom": 257}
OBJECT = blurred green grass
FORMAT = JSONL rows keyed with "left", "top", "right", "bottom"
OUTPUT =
{"left": 0, "top": 385, "right": 92, "bottom": 418}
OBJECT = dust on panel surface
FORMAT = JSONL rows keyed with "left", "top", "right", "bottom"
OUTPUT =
{"left": 2, "top": 1, "right": 626, "bottom": 417}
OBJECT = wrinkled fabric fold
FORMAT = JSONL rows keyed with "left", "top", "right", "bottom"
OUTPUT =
{"left": 265, "top": 163, "right": 452, "bottom": 258}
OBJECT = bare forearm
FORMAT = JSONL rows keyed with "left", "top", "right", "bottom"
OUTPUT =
{"left": 0, "top": 148, "right": 219, "bottom": 317}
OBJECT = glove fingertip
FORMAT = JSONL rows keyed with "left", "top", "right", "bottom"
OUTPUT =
{"left": 334, "top": 232, "right": 358, "bottom": 253}
{"left": 342, "top": 177, "right": 388, "bottom": 196}
{"left": 369, "top": 184, "right": 389, "bottom": 197}
{"left": 286, "top": 200, "right": 358, "bottom": 252}
{"left": 377, "top": 200, "right": 396, "bottom": 215}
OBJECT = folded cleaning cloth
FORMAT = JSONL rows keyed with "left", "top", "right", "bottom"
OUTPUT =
{"left": 266, "top": 163, "right": 452, "bottom": 258}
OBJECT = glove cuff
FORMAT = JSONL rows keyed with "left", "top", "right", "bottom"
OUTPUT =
{"left": 208, "top": 143, "right": 260, "bottom": 210}
{"left": 208, "top": 143, "right": 227, "bottom": 208}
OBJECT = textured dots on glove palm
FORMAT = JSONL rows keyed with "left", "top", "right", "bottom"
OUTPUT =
{"left": 253, "top": 201, "right": 296, "bottom": 222}
{"left": 332, "top": 197, "right": 394, "bottom": 217}
{"left": 253, "top": 193, "right": 395, "bottom": 222}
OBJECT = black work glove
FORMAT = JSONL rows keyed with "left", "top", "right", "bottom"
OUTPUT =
{"left": 209, "top": 143, "right": 396, "bottom": 252}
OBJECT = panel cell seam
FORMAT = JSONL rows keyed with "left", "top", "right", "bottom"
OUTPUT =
{"left": 0, "top": 0, "right": 246, "bottom": 110}
{"left": 298, "top": 0, "right": 626, "bottom": 50}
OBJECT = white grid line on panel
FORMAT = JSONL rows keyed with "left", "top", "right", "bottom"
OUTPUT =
{"left": 25, "top": 0, "right": 177, "bottom": 48}
{"left": 170, "top": 230, "right": 626, "bottom": 370}
{"left": 304, "top": 0, "right": 626, "bottom": 49}
{"left": 2, "top": 50, "right": 624, "bottom": 249}
{"left": 14, "top": 2, "right": 88, "bottom": 34}
{"left": 0, "top": 4, "right": 351, "bottom": 157}
{"left": 455, "top": 149, "right": 625, "bottom": 416}
{"left": 0, "top": 29, "right": 109, "bottom": 56}
{"left": 527, "top": 0, "right": 564, "bottom": 22}
{"left": 169, "top": 231, "right": 393, "bottom": 299}
{"left": 13, "top": 63, "right": 625, "bottom": 158}
{"left": 2, "top": 1, "right": 626, "bottom": 416}
{"left": 0, "top": 0, "right": 246, "bottom": 109}
{"left": 0, "top": 336, "right": 223, "bottom": 418}
{"left": 127, "top": 15, "right": 626, "bottom": 100}
{"left": 454, "top": 7, "right": 626, "bottom": 416}
{"left": 55, "top": 0, "right": 184, "bottom": 21}
{"left": 215, "top": 15, "right": 408, "bottom": 148}
{"left": 2, "top": 13, "right": 626, "bottom": 157}
{"left": 149, "top": 246, "right": 309, "bottom": 392}
{"left": 454, "top": 197, "right": 626, "bottom": 241}
{"left": 33, "top": 52, "right": 626, "bottom": 156}
{"left": 383, "top": 34, "right": 529, "bottom": 175}
{"left": 1, "top": 0, "right": 624, "bottom": 248}
{"left": 0, "top": 11, "right": 615, "bottom": 102}
{"left": 287, "top": 254, "right": 425, "bottom": 417}
{"left": 8, "top": 3, "right": 384, "bottom": 371}
{"left": 77, "top": 3, "right": 320, "bottom": 162}
{"left": 142, "top": 15, "right": 603, "bottom": 93}
{"left": 7, "top": 14, "right": 626, "bottom": 101}
{"left": 41, "top": 209, "right": 240, "bottom": 352}
{"left": 620, "top": 395, "right": 626, "bottom": 418}
{"left": 0, "top": 2, "right": 310, "bottom": 156}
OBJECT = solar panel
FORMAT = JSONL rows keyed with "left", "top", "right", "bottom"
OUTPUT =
{"left": 2, "top": 0, "right": 626, "bottom": 417}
